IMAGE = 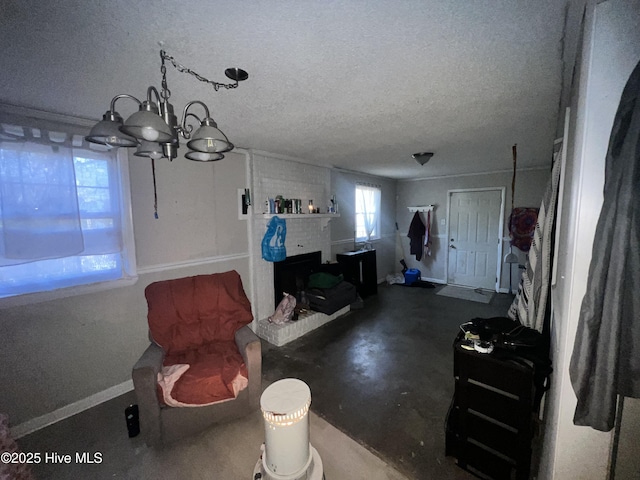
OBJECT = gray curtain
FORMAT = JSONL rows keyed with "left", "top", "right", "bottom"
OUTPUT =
{"left": 569, "top": 59, "right": 640, "bottom": 432}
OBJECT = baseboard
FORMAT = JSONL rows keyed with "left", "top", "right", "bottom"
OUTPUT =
{"left": 421, "top": 276, "right": 446, "bottom": 284}
{"left": 11, "top": 380, "right": 134, "bottom": 439}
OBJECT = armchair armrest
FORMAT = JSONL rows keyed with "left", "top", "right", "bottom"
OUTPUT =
{"left": 132, "top": 342, "right": 164, "bottom": 446}
{"left": 235, "top": 325, "right": 262, "bottom": 408}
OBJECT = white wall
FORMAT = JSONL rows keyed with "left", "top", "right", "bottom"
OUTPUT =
{"left": 396, "top": 168, "right": 550, "bottom": 290}
{"left": 0, "top": 149, "right": 251, "bottom": 433}
{"left": 130, "top": 151, "right": 249, "bottom": 265}
{"left": 247, "top": 151, "right": 333, "bottom": 325}
{"left": 330, "top": 170, "right": 398, "bottom": 281}
{"left": 539, "top": 0, "right": 640, "bottom": 478}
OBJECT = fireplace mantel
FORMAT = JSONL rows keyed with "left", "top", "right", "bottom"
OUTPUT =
{"left": 259, "top": 213, "right": 340, "bottom": 219}
{"left": 259, "top": 213, "right": 339, "bottom": 230}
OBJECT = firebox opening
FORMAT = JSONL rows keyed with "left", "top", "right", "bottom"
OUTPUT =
{"left": 273, "top": 251, "right": 322, "bottom": 308}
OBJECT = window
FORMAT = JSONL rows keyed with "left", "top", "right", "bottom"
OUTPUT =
{"left": 355, "top": 184, "right": 381, "bottom": 242}
{"left": 0, "top": 108, "right": 136, "bottom": 300}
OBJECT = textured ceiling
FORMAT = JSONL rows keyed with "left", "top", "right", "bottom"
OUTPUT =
{"left": 0, "top": 0, "right": 566, "bottom": 179}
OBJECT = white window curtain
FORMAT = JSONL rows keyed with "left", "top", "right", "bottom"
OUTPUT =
{"left": 0, "top": 109, "right": 136, "bottom": 299}
{"left": 355, "top": 184, "right": 381, "bottom": 242}
{"left": 0, "top": 129, "right": 84, "bottom": 264}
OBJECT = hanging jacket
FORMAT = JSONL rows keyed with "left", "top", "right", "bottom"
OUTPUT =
{"left": 569, "top": 59, "right": 640, "bottom": 431}
{"left": 407, "top": 212, "right": 425, "bottom": 261}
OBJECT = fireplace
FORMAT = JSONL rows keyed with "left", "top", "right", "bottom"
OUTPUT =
{"left": 273, "top": 251, "right": 322, "bottom": 307}
{"left": 259, "top": 251, "right": 350, "bottom": 347}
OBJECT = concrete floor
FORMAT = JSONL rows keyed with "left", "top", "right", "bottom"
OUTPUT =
{"left": 262, "top": 283, "right": 515, "bottom": 479}
{"left": 17, "top": 388, "right": 409, "bottom": 480}
{"left": 14, "top": 283, "right": 515, "bottom": 480}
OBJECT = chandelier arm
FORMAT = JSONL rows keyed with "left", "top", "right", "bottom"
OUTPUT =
{"left": 183, "top": 100, "right": 211, "bottom": 119}
{"left": 146, "top": 86, "right": 163, "bottom": 104}
{"left": 178, "top": 113, "right": 200, "bottom": 139}
{"left": 179, "top": 101, "right": 210, "bottom": 139}
{"left": 109, "top": 94, "right": 142, "bottom": 113}
{"left": 160, "top": 50, "right": 240, "bottom": 91}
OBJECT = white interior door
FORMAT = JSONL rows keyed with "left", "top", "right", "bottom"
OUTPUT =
{"left": 447, "top": 189, "right": 503, "bottom": 290}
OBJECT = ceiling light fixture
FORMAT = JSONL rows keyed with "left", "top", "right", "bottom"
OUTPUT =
{"left": 412, "top": 152, "right": 434, "bottom": 165}
{"left": 86, "top": 50, "right": 248, "bottom": 162}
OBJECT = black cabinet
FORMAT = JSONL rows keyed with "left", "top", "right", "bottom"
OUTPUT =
{"left": 446, "top": 338, "right": 543, "bottom": 480}
{"left": 336, "top": 249, "right": 377, "bottom": 298}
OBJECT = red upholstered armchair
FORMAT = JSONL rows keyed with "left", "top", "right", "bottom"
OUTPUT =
{"left": 132, "top": 271, "right": 261, "bottom": 446}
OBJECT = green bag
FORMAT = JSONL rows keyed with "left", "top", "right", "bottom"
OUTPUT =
{"left": 307, "top": 272, "right": 343, "bottom": 289}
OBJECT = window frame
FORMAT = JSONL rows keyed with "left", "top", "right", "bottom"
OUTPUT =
{"left": 0, "top": 104, "right": 137, "bottom": 308}
{"left": 354, "top": 183, "right": 382, "bottom": 242}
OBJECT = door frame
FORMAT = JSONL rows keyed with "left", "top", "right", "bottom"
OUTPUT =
{"left": 445, "top": 187, "right": 506, "bottom": 292}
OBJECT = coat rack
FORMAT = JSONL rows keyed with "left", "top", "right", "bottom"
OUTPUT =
{"left": 407, "top": 205, "right": 435, "bottom": 213}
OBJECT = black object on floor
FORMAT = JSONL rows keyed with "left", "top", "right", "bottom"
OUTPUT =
{"left": 125, "top": 404, "right": 139, "bottom": 438}
{"left": 396, "top": 279, "right": 436, "bottom": 288}
{"left": 306, "top": 281, "right": 357, "bottom": 315}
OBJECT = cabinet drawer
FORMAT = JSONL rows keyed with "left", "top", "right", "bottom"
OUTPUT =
{"left": 449, "top": 436, "right": 516, "bottom": 480}
{"left": 457, "top": 380, "right": 532, "bottom": 431}
{"left": 454, "top": 347, "right": 534, "bottom": 398}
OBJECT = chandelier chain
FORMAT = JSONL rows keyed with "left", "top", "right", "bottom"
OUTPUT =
{"left": 160, "top": 57, "right": 171, "bottom": 100}
{"left": 160, "top": 50, "right": 239, "bottom": 92}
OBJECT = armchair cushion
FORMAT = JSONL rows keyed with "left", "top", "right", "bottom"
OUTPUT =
{"left": 146, "top": 271, "right": 253, "bottom": 354}
{"left": 144, "top": 271, "right": 254, "bottom": 406}
{"left": 161, "top": 341, "right": 248, "bottom": 405}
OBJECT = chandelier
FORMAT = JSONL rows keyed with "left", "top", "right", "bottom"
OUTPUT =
{"left": 86, "top": 50, "right": 248, "bottom": 162}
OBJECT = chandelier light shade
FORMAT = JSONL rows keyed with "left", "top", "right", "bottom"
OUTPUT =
{"left": 120, "top": 99, "right": 174, "bottom": 143}
{"left": 85, "top": 50, "right": 247, "bottom": 161}
{"left": 86, "top": 110, "right": 138, "bottom": 148}
{"left": 187, "top": 119, "right": 233, "bottom": 154}
{"left": 185, "top": 151, "right": 225, "bottom": 162}
{"left": 134, "top": 140, "right": 165, "bottom": 160}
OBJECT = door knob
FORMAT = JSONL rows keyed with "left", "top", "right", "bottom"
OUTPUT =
{"left": 449, "top": 244, "right": 456, "bottom": 249}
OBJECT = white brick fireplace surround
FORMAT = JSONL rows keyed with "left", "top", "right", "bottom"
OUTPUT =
{"left": 247, "top": 151, "right": 348, "bottom": 345}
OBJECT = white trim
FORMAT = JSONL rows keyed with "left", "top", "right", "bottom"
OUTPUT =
{"left": 244, "top": 150, "right": 258, "bottom": 326}
{"left": 247, "top": 148, "right": 312, "bottom": 165}
{"left": 551, "top": 108, "right": 570, "bottom": 287}
{"left": 0, "top": 276, "right": 139, "bottom": 310}
{"left": 12, "top": 380, "right": 134, "bottom": 439}
{"left": 331, "top": 166, "right": 395, "bottom": 182}
{"left": 0, "top": 103, "right": 97, "bottom": 127}
{"left": 118, "top": 148, "right": 138, "bottom": 280}
{"left": 400, "top": 165, "right": 550, "bottom": 182}
{"left": 331, "top": 233, "right": 394, "bottom": 246}
{"left": 137, "top": 252, "right": 250, "bottom": 275}
{"left": 332, "top": 238, "right": 356, "bottom": 246}
{"left": 422, "top": 276, "right": 446, "bottom": 284}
